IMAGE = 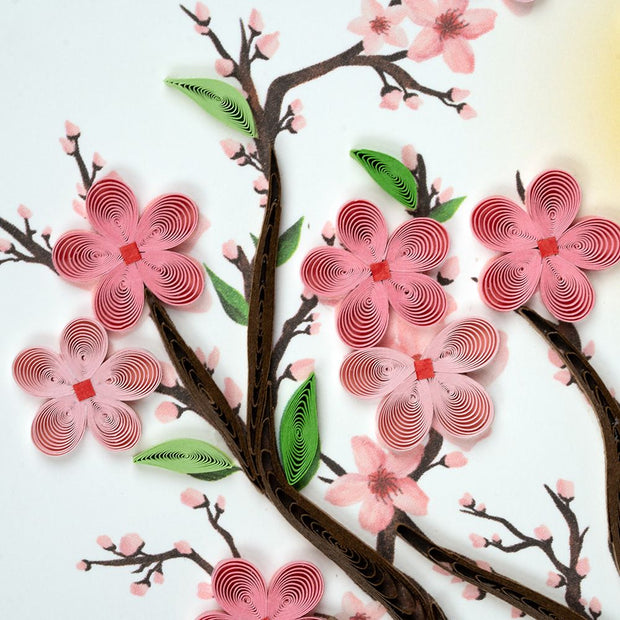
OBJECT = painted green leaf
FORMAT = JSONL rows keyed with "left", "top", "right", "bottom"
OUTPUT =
{"left": 205, "top": 265, "right": 248, "bottom": 326}
{"left": 351, "top": 148, "right": 418, "bottom": 210}
{"left": 250, "top": 233, "right": 258, "bottom": 247}
{"left": 430, "top": 196, "right": 466, "bottom": 223}
{"left": 249, "top": 217, "right": 303, "bottom": 266}
{"left": 165, "top": 78, "right": 257, "bottom": 137}
{"left": 133, "top": 439, "right": 238, "bottom": 479}
{"left": 279, "top": 373, "right": 320, "bottom": 490}
{"left": 190, "top": 467, "right": 240, "bottom": 482}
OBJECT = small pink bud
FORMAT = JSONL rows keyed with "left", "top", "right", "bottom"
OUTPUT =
{"left": 195, "top": 347, "right": 207, "bottom": 365}
{"left": 450, "top": 88, "right": 470, "bottom": 103}
{"left": 444, "top": 451, "right": 467, "bottom": 468}
{"left": 207, "top": 346, "right": 220, "bottom": 371}
{"left": 575, "top": 557, "right": 590, "bottom": 576}
{"left": 321, "top": 221, "right": 335, "bottom": 239}
{"left": 259, "top": 193, "right": 268, "bottom": 206}
{"left": 215, "top": 495, "right": 226, "bottom": 510}
{"left": 439, "top": 256, "right": 460, "bottom": 280}
{"left": 491, "top": 533, "right": 501, "bottom": 542}
{"left": 96, "top": 535, "right": 114, "bottom": 549}
{"left": 0, "top": 238, "right": 12, "bottom": 252}
{"left": 462, "top": 584, "right": 481, "bottom": 600}
{"left": 59, "top": 137, "right": 76, "bottom": 155}
{"left": 589, "top": 597, "right": 602, "bottom": 614}
{"left": 458, "top": 493, "right": 474, "bottom": 507}
{"left": 65, "top": 120, "right": 81, "bottom": 137}
{"left": 290, "top": 358, "right": 314, "bottom": 382}
{"left": 547, "top": 348, "right": 563, "bottom": 368}
{"left": 181, "top": 488, "right": 206, "bottom": 508}
{"left": 72, "top": 199, "right": 87, "bottom": 218}
{"left": 290, "top": 98, "right": 303, "bottom": 113}
{"left": 174, "top": 540, "right": 192, "bottom": 555}
{"left": 76, "top": 182, "right": 86, "bottom": 196}
{"left": 579, "top": 598, "right": 587, "bottom": 608}
{"left": 432, "top": 178, "right": 442, "bottom": 192}
{"left": 401, "top": 145, "right": 418, "bottom": 170}
{"left": 583, "top": 340, "right": 595, "bottom": 357}
{"left": 432, "top": 564, "right": 450, "bottom": 576}
{"left": 42, "top": 226, "right": 52, "bottom": 236}
{"left": 476, "top": 560, "right": 492, "bottom": 571}
{"left": 195, "top": 24, "right": 210, "bottom": 35}
{"left": 553, "top": 369, "right": 571, "bottom": 385}
{"left": 215, "top": 58, "right": 234, "bottom": 77}
{"left": 556, "top": 479, "right": 575, "bottom": 500}
{"left": 255, "top": 32, "right": 280, "bottom": 59}
{"left": 311, "top": 312, "right": 320, "bottom": 321}
{"left": 309, "top": 322, "right": 321, "bottom": 335}
{"left": 475, "top": 503, "right": 486, "bottom": 512}
{"left": 76, "top": 560, "right": 88, "bottom": 571}
{"left": 534, "top": 525, "right": 552, "bottom": 541}
{"left": 155, "top": 401, "right": 180, "bottom": 423}
{"left": 160, "top": 362, "right": 178, "bottom": 388}
{"left": 438, "top": 187, "right": 454, "bottom": 202}
{"left": 511, "top": 608, "right": 525, "bottom": 618}
{"left": 290, "top": 115, "right": 306, "bottom": 133}
{"left": 224, "top": 377, "right": 243, "bottom": 409}
{"left": 469, "top": 533, "right": 486, "bottom": 548}
{"left": 222, "top": 239, "right": 239, "bottom": 260}
{"left": 246, "top": 141, "right": 257, "bottom": 155}
{"left": 404, "top": 93, "right": 422, "bottom": 110}
{"left": 253, "top": 175, "right": 268, "bottom": 192}
{"left": 130, "top": 582, "right": 149, "bottom": 597}
{"left": 220, "top": 139, "right": 243, "bottom": 159}
{"left": 119, "top": 533, "right": 144, "bottom": 556}
{"left": 248, "top": 8, "right": 264, "bottom": 32}
{"left": 301, "top": 286, "right": 314, "bottom": 300}
{"left": 195, "top": 2, "right": 210, "bottom": 21}
{"left": 546, "top": 571, "right": 562, "bottom": 587}
{"left": 92, "top": 152, "right": 106, "bottom": 168}
{"left": 379, "top": 89, "right": 403, "bottom": 110}
{"left": 197, "top": 582, "right": 213, "bottom": 599}
{"left": 153, "top": 571, "right": 164, "bottom": 585}
{"left": 458, "top": 104, "right": 477, "bottom": 120}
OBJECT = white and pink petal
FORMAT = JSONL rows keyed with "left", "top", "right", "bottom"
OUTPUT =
{"left": 93, "top": 349, "right": 161, "bottom": 401}
{"left": 31, "top": 397, "right": 87, "bottom": 456}
{"left": 558, "top": 217, "right": 620, "bottom": 271}
{"left": 60, "top": 318, "right": 109, "bottom": 380}
{"left": 300, "top": 247, "right": 368, "bottom": 299}
{"left": 52, "top": 231, "right": 121, "bottom": 282}
{"left": 336, "top": 200, "right": 389, "bottom": 264}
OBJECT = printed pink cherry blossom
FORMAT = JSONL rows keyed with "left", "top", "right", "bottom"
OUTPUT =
{"left": 0, "top": 238, "right": 12, "bottom": 252}
{"left": 72, "top": 199, "right": 86, "bottom": 218}
{"left": 406, "top": 0, "right": 496, "bottom": 73}
{"left": 301, "top": 200, "right": 449, "bottom": 348}
{"left": 325, "top": 436, "right": 428, "bottom": 534}
{"left": 92, "top": 152, "right": 106, "bottom": 168}
{"left": 65, "top": 120, "right": 81, "bottom": 137}
{"left": 511, "top": 607, "right": 525, "bottom": 618}
{"left": 462, "top": 584, "right": 481, "bottom": 600}
{"left": 458, "top": 103, "right": 477, "bottom": 119}
{"left": 589, "top": 597, "right": 602, "bottom": 614}
{"left": 153, "top": 571, "right": 165, "bottom": 585}
{"left": 96, "top": 535, "right": 115, "bottom": 549}
{"left": 181, "top": 487, "right": 206, "bottom": 508}
{"left": 336, "top": 591, "right": 386, "bottom": 620}
{"left": 41, "top": 226, "right": 52, "bottom": 237}
{"left": 224, "top": 377, "right": 243, "bottom": 409}
{"left": 290, "top": 358, "right": 315, "bottom": 382}
{"left": 215, "top": 495, "right": 226, "bottom": 510}
{"left": 472, "top": 170, "right": 620, "bottom": 322}
{"left": 119, "top": 533, "right": 144, "bottom": 556}
{"left": 380, "top": 88, "right": 403, "bottom": 110}
{"left": 401, "top": 144, "right": 418, "bottom": 171}
{"left": 321, "top": 221, "right": 335, "bottom": 241}
{"left": 17, "top": 204, "right": 32, "bottom": 219}
{"left": 207, "top": 346, "right": 220, "bottom": 371}
{"left": 52, "top": 177, "right": 205, "bottom": 331}
{"left": 444, "top": 451, "right": 467, "bottom": 468}
{"left": 290, "top": 98, "right": 303, "bottom": 114}
{"left": 221, "top": 139, "right": 243, "bottom": 159}
{"left": 130, "top": 582, "right": 149, "bottom": 596}
{"left": 341, "top": 317, "right": 498, "bottom": 451}
{"left": 348, "top": 0, "right": 407, "bottom": 54}
{"left": 155, "top": 401, "right": 180, "bottom": 423}
{"left": 195, "top": 2, "right": 210, "bottom": 22}
{"left": 575, "top": 557, "right": 590, "bottom": 576}
{"left": 534, "top": 525, "right": 552, "bottom": 540}
{"left": 222, "top": 239, "right": 238, "bottom": 260}
{"left": 404, "top": 93, "right": 422, "bottom": 110}
{"left": 290, "top": 115, "right": 307, "bottom": 133}
{"left": 469, "top": 533, "right": 486, "bottom": 548}
{"left": 255, "top": 32, "right": 280, "bottom": 59}
{"left": 459, "top": 492, "right": 474, "bottom": 507}
{"left": 546, "top": 571, "right": 562, "bottom": 587}
{"left": 197, "top": 582, "right": 214, "bottom": 599}
{"left": 215, "top": 58, "right": 234, "bottom": 77}
{"left": 59, "top": 137, "right": 76, "bottom": 155}
{"left": 439, "top": 187, "right": 454, "bottom": 203}
{"left": 196, "top": 558, "right": 324, "bottom": 620}
{"left": 449, "top": 88, "right": 470, "bottom": 102}
{"left": 174, "top": 540, "right": 192, "bottom": 555}
{"left": 556, "top": 478, "right": 575, "bottom": 500}
{"left": 309, "top": 322, "right": 321, "bottom": 335}
{"left": 248, "top": 8, "right": 264, "bottom": 32}
{"left": 76, "top": 560, "right": 89, "bottom": 571}
{"left": 13, "top": 318, "right": 161, "bottom": 456}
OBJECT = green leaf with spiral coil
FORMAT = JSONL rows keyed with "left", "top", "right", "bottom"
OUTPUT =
{"left": 165, "top": 78, "right": 257, "bottom": 137}
{"left": 350, "top": 148, "right": 418, "bottom": 210}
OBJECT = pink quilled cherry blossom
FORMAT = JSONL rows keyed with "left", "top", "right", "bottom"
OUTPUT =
{"left": 406, "top": 0, "right": 496, "bottom": 73}
{"left": 196, "top": 558, "right": 324, "bottom": 620}
{"left": 300, "top": 199, "right": 449, "bottom": 348}
{"left": 13, "top": 318, "right": 161, "bottom": 456}
{"left": 472, "top": 169, "right": 620, "bottom": 322}
{"left": 348, "top": 0, "right": 408, "bottom": 54}
{"left": 53, "top": 176, "right": 205, "bottom": 331}
{"left": 325, "top": 435, "right": 429, "bottom": 534}
{"left": 340, "top": 318, "right": 499, "bottom": 452}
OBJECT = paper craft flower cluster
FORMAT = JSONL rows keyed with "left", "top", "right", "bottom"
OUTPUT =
{"left": 197, "top": 558, "right": 324, "bottom": 620}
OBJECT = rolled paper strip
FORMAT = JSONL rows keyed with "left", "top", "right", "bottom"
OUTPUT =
{"left": 210, "top": 559, "right": 268, "bottom": 618}
{"left": 13, "top": 348, "right": 74, "bottom": 398}
{"left": 93, "top": 350, "right": 162, "bottom": 401}
{"left": 87, "top": 399, "right": 141, "bottom": 451}
{"left": 336, "top": 200, "right": 388, "bottom": 263}
{"left": 559, "top": 217, "right": 620, "bottom": 270}
{"left": 31, "top": 398, "right": 87, "bottom": 456}
{"left": 61, "top": 318, "right": 109, "bottom": 378}
{"left": 268, "top": 562, "right": 324, "bottom": 618}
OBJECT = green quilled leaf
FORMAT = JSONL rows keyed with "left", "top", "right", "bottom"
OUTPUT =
{"left": 133, "top": 439, "right": 239, "bottom": 479}
{"left": 279, "top": 373, "right": 320, "bottom": 490}
{"left": 429, "top": 196, "right": 466, "bottom": 223}
{"left": 205, "top": 265, "right": 249, "bottom": 326}
{"left": 351, "top": 148, "right": 418, "bottom": 210}
{"left": 249, "top": 216, "right": 304, "bottom": 266}
{"left": 165, "top": 78, "right": 257, "bottom": 137}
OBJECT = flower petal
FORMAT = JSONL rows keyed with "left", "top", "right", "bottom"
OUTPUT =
{"left": 461, "top": 9, "right": 497, "bottom": 39}
{"left": 405, "top": 0, "right": 440, "bottom": 26}
{"left": 336, "top": 200, "right": 389, "bottom": 264}
{"left": 93, "top": 349, "right": 162, "bottom": 401}
{"left": 539, "top": 256, "right": 595, "bottom": 322}
{"left": 86, "top": 398, "right": 141, "bottom": 451}
{"left": 325, "top": 474, "right": 370, "bottom": 506}
{"left": 52, "top": 231, "right": 121, "bottom": 282}
{"left": 363, "top": 33, "right": 384, "bottom": 54}
{"left": 136, "top": 250, "right": 205, "bottom": 306}
{"left": 387, "top": 217, "right": 449, "bottom": 273}
{"left": 392, "top": 477, "right": 429, "bottom": 516}
{"left": 211, "top": 559, "right": 267, "bottom": 619}
{"left": 386, "top": 273, "right": 447, "bottom": 326}
{"left": 135, "top": 193, "right": 199, "bottom": 251}
{"left": 442, "top": 37, "right": 475, "bottom": 73}
{"left": 195, "top": 614, "right": 230, "bottom": 620}
{"left": 31, "top": 397, "right": 87, "bottom": 456}
{"left": 60, "top": 318, "right": 109, "bottom": 380}
{"left": 362, "top": 0, "right": 383, "bottom": 19}
{"left": 424, "top": 318, "right": 499, "bottom": 374}
{"left": 86, "top": 177, "right": 139, "bottom": 245}
{"left": 300, "top": 247, "right": 367, "bottom": 298}
{"left": 478, "top": 250, "right": 542, "bottom": 312}
{"left": 351, "top": 435, "right": 386, "bottom": 475}
{"left": 376, "top": 379, "right": 433, "bottom": 451}
{"left": 348, "top": 15, "right": 371, "bottom": 36}
{"left": 559, "top": 217, "right": 620, "bottom": 271}
{"left": 268, "top": 562, "right": 324, "bottom": 620}
{"left": 359, "top": 493, "right": 394, "bottom": 534}
{"left": 336, "top": 278, "right": 389, "bottom": 348}
{"left": 94, "top": 263, "right": 145, "bottom": 331}
{"left": 408, "top": 27, "right": 443, "bottom": 62}
{"left": 385, "top": 25, "right": 408, "bottom": 48}
{"left": 471, "top": 196, "right": 541, "bottom": 252}
{"left": 439, "top": 0, "right": 467, "bottom": 12}
{"left": 429, "top": 374, "right": 494, "bottom": 439}
{"left": 526, "top": 170, "right": 581, "bottom": 238}
{"left": 340, "top": 348, "right": 415, "bottom": 398}
{"left": 384, "top": 444, "right": 425, "bottom": 478}
{"left": 13, "top": 348, "right": 73, "bottom": 398}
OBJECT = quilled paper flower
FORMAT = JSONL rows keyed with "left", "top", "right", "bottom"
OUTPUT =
{"left": 472, "top": 170, "right": 620, "bottom": 322}
{"left": 340, "top": 318, "right": 499, "bottom": 451}
{"left": 196, "top": 558, "right": 324, "bottom": 620}
{"left": 53, "top": 177, "right": 205, "bottom": 331}
{"left": 301, "top": 200, "right": 449, "bottom": 348}
{"left": 13, "top": 318, "right": 161, "bottom": 455}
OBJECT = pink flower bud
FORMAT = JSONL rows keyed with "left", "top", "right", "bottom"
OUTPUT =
{"left": 72, "top": 199, "right": 87, "bottom": 218}
{"left": 215, "top": 58, "right": 234, "bottom": 77}
{"left": 222, "top": 239, "right": 238, "bottom": 260}
{"left": 64, "top": 120, "right": 81, "bottom": 137}
{"left": 76, "top": 182, "right": 86, "bottom": 196}
{"left": 321, "top": 221, "right": 335, "bottom": 240}
{"left": 556, "top": 479, "right": 574, "bottom": 500}
{"left": 311, "top": 312, "right": 320, "bottom": 321}
{"left": 511, "top": 608, "right": 525, "bottom": 618}
{"left": 256, "top": 32, "right": 280, "bottom": 59}
{"left": 215, "top": 495, "right": 226, "bottom": 510}
{"left": 220, "top": 139, "right": 243, "bottom": 159}
{"left": 462, "top": 584, "right": 481, "bottom": 600}
{"left": 248, "top": 8, "right": 264, "bottom": 32}
{"left": 130, "top": 582, "right": 149, "bottom": 597}
{"left": 546, "top": 571, "right": 562, "bottom": 587}
{"left": 253, "top": 175, "right": 268, "bottom": 192}
{"left": 195, "top": 347, "right": 207, "bottom": 365}
{"left": 439, "top": 256, "right": 460, "bottom": 281}
{"left": 469, "top": 533, "right": 486, "bottom": 548}
{"left": 246, "top": 141, "right": 257, "bottom": 155}
{"left": 41, "top": 226, "right": 52, "bottom": 236}
{"left": 59, "top": 137, "right": 76, "bottom": 155}
{"left": 197, "top": 582, "right": 213, "bottom": 599}
{"left": 534, "top": 525, "right": 552, "bottom": 540}
{"left": 444, "top": 452, "right": 467, "bottom": 468}
{"left": 438, "top": 187, "right": 454, "bottom": 202}
{"left": 432, "top": 178, "right": 442, "bottom": 192}
{"left": 181, "top": 488, "right": 206, "bottom": 508}
{"left": 195, "top": 2, "right": 210, "bottom": 21}
{"left": 290, "top": 98, "right": 303, "bottom": 114}
{"left": 458, "top": 104, "right": 477, "bottom": 120}
{"left": 553, "top": 369, "right": 571, "bottom": 385}
{"left": 491, "top": 533, "right": 501, "bottom": 542}
{"left": 450, "top": 88, "right": 470, "bottom": 103}
{"left": 301, "top": 286, "right": 314, "bottom": 300}
{"left": 207, "top": 346, "right": 220, "bottom": 371}
{"left": 96, "top": 535, "right": 114, "bottom": 549}
{"left": 119, "top": 533, "right": 144, "bottom": 556}
{"left": 174, "top": 540, "right": 192, "bottom": 555}
{"left": 195, "top": 24, "right": 210, "bottom": 35}
{"left": 379, "top": 89, "right": 403, "bottom": 110}
{"left": 309, "top": 322, "right": 321, "bottom": 335}
{"left": 76, "top": 560, "right": 88, "bottom": 571}
{"left": 404, "top": 93, "right": 422, "bottom": 110}
{"left": 224, "top": 377, "right": 243, "bottom": 409}
{"left": 432, "top": 564, "right": 450, "bottom": 576}
{"left": 547, "top": 348, "right": 563, "bottom": 368}
{"left": 476, "top": 560, "right": 492, "bottom": 571}
{"left": 401, "top": 145, "right": 418, "bottom": 170}
{"left": 153, "top": 571, "right": 164, "bottom": 585}
{"left": 290, "top": 358, "right": 314, "bottom": 382}
{"left": 583, "top": 340, "right": 595, "bottom": 357}
{"left": 0, "top": 238, "right": 12, "bottom": 252}
{"left": 475, "top": 503, "right": 486, "bottom": 512}
{"left": 458, "top": 493, "right": 474, "bottom": 507}
{"left": 259, "top": 193, "right": 268, "bottom": 206}
{"left": 290, "top": 115, "right": 307, "bottom": 133}
{"left": 589, "top": 597, "right": 602, "bottom": 614}
{"left": 92, "top": 152, "right": 106, "bottom": 168}
{"left": 160, "top": 362, "right": 178, "bottom": 388}
{"left": 155, "top": 401, "right": 180, "bottom": 423}
{"left": 575, "top": 557, "right": 590, "bottom": 576}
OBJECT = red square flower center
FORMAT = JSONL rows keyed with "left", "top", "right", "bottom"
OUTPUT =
{"left": 414, "top": 357, "right": 435, "bottom": 380}
{"left": 369, "top": 260, "right": 391, "bottom": 282}
{"left": 119, "top": 242, "right": 142, "bottom": 265}
{"left": 537, "top": 237, "right": 559, "bottom": 259}
{"left": 73, "top": 379, "right": 95, "bottom": 401}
